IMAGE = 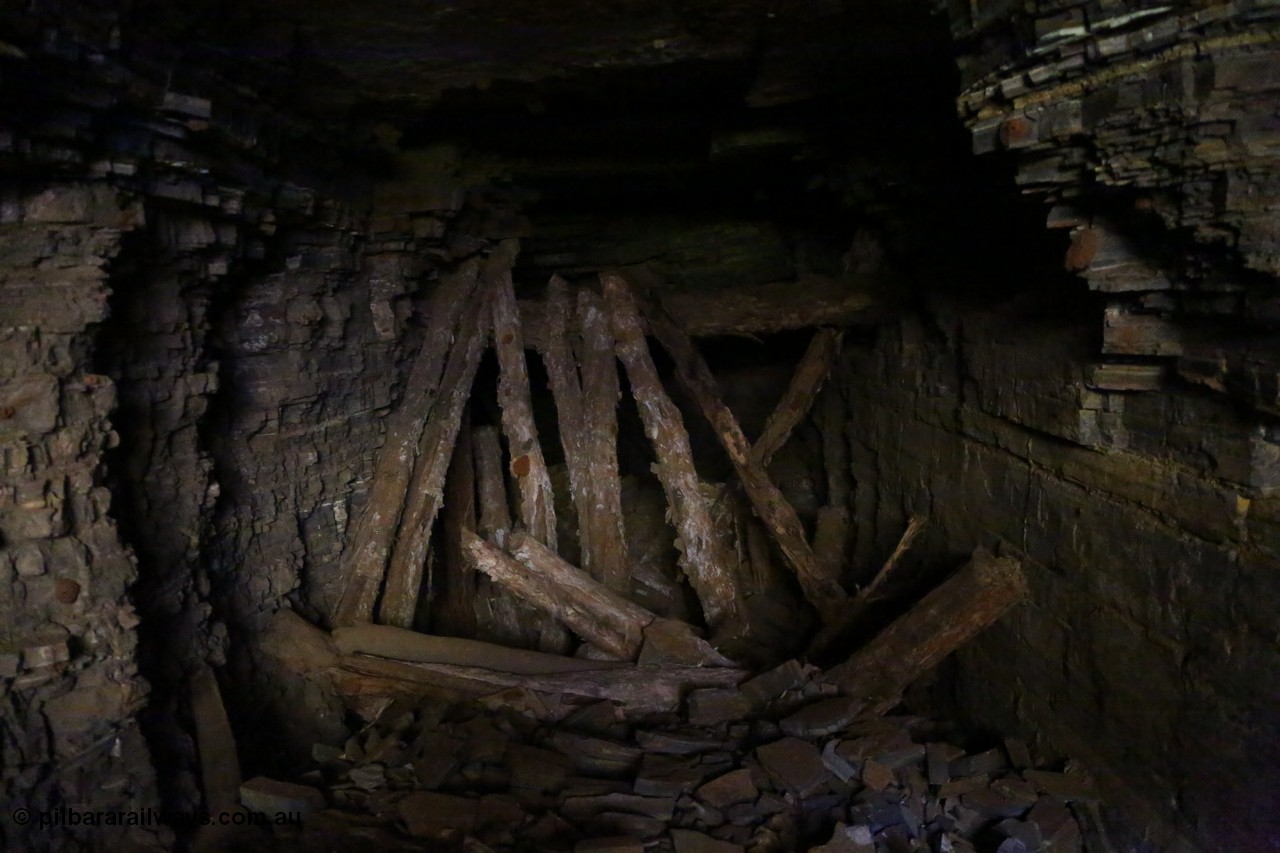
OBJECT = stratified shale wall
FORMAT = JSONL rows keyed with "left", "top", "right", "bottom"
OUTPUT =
{"left": 0, "top": 7, "right": 390, "bottom": 848}
{"left": 845, "top": 3, "right": 1280, "bottom": 851}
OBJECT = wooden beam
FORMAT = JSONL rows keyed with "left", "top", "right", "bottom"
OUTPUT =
{"left": 433, "top": 412, "right": 477, "bottom": 638}
{"left": 463, "top": 528, "right": 651, "bottom": 660}
{"left": 517, "top": 273, "right": 886, "bottom": 350}
{"left": 472, "top": 425, "right": 512, "bottom": 547}
{"left": 539, "top": 277, "right": 630, "bottom": 593}
{"left": 819, "top": 380, "right": 851, "bottom": 509}
{"left": 331, "top": 260, "right": 480, "bottom": 627}
{"left": 823, "top": 548, "right": 1027, "bottom": 715}
{"left": 338, "top": 653, "right": 747, "bottom": 719}
{"left": 492, "top": 240, "right": 557, "bottom": 550}
{"left": 612, "top": 273, "right": 847, "bottom": 624}
{"left": 374, "top": 254, "right": 500, "bottom": 628}
{"left": 806, "top": 514, "right": 928, "bottom": 658}
{"left": 576, "top": 288, "right": 630, "bottom": 594}
{"left": 752, "top": 327, "right": 843, "bottom": 467}
{"left": 601, "top": 274, "right": 744, "bottom": 631}
{"left": 332, "top": 623, "right": 630, "bottom": 675}
{"left": 262, "top": 612, "right": 746, "bottom": 720}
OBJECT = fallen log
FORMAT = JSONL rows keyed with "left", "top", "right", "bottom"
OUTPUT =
{"left": 464, "top": 528, "right": 650, "bottom": 660}
{"left": 752, "top": 327, "right": 843, "bottom": 467}
{"left": 822, "top": 548, "right": 1028, "bottom": 715}
{"left": 331, "top": 260, "right": 480, "bottom": 627}
{"left": 375, "top": 255, "right": 500, "bottom": 628}
{"left": 807, "top": 514, "right": 928, "bottom": 658}
{"left": 338, "top": 653, "right": 748, "bottom": 718}
{"left": 492, "top": 241, "right": 557, "bottom": 550}
{"left": 615, "top": 273, "right": 846, "bottom": 624}
{"left": 601, "top": 274, "right": 744, "bottom": 630}
{"left": 332, "top": 623, "right": 629, "bottom": 675}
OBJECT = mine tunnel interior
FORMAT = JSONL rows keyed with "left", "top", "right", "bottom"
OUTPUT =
{"left": 2, "top": 1, "right": 1278, "bottom": 853}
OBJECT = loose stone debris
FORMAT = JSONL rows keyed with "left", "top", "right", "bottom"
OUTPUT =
{"left": 217, "top": 664, "right": 1109, "bottom": 852}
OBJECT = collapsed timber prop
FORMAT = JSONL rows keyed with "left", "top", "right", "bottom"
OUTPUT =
{"left": 311, "top": 249, "right": 1027, "bottom": 727}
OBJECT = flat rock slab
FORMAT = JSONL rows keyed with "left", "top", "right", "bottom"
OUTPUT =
{"left": 779, "top": 696, "right": 863, "bottom": 738}
{"left": 695, "top": 769, "right": 758, "bottom": 809}
{"left": 670, "top": 828, "right": 745, "bottom": 853}
{"left": 739, "top": 659, "right": 811, "bottom": 709}
{"left": 634, "top": 753, "right": 709, "bottom": 797}
{"left": 396, "top": 791, "right": 478, "bottom": 838}
{"left": 810, "top": 822, "right": 875, "bottom": 853}
{"left": 239, "top": 777, "right": 326, "bottom": 816}
{"left": 686, "top": 688, "right": 751, "bottom": 727}
{"left": 562, "top": 792, "right": 676, "bottom": 822}
{"left": 635, "top": 730, "right": 723, "bottom": 755}
{"left": 755, "top": 737, "right": 828, "bottom": 797}
{"left": 576, "top": 838, "right": 646, "bottom": 853}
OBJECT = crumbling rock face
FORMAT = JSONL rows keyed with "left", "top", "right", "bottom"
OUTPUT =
{"left": 933, "top": 0, "right": 1280, "bottom": 422}
{"left": 0, "top": 191, "right": 163, "bottom": 851}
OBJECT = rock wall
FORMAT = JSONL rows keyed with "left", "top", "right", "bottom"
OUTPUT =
{"left": 842, "top": 291, "right": 1280, "bottom": 852}
{"left": 0, "top": 186, "right": 166, "bottom": 851}
{"left": 0, "top": 7, "right": 396, "bottom": 847}
{"left": 847, "top": 6, "right": 1280, "bottom": 849}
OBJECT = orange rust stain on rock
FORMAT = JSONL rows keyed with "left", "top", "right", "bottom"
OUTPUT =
{"left": 0, "top": 406, "right": 14, "bottom": 419}
{"left": 54, "top": 578, "right": 81, "bottom": 604}
{"left": 1064, "top": 228, "right": 1100, "bottom": 271}
{"left": 511, "top": 454, "right": 531, "bottom": 477}
{"left": 501, "top": 332, "right": 515, "bottom": 345}
{"left": 998, "top": 116, "right": 1033, "bottom": 148}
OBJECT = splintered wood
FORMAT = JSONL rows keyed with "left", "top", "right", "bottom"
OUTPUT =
{"left": 601, "top": 274, "right": 743, "bottom": 631}
{"left": 377, "top": 272, "right": 495, "bottom": 629}
{"left": 463, "top": 528, "right": 651, "bottom": 660}
{"left": 331, "top": 260, "right": 480, "bottom": 627}
{"left": 824, "top": 548, "right": 1028, "bottom": 714}
{"left": 492, "top": 240, "right": 558, "bottom": 551}
{"left": 752, "top": 327, "right": 843, "bottom": 467}
{"left": 539, "top": 277, "right": 629, "bottom": 593}
{"left": 618, "top": 274, "right": 847, "bottom": 624}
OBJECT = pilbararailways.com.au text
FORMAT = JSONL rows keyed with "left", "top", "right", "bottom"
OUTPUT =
{"left": 10, "top": 806, "right": 302, "bottom": 829}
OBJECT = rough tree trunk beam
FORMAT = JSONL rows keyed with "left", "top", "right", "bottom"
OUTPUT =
{"left": 492, "top": 240, "right": 557, "bottom": 550}
{"left": 516, "top": 273, "right": 885, "bottom": 350}
{"left": 616, "top": 273, "right": 847, "bottom": 624}
{"left": 332, "top": 260, "right": 480, "bottom": 627}
{"left": 463, "top": 528, "right": 651, "bottom": 660}
{"left": 468, "top": 422, "right": 532, "bottom": 648}
{"left": 823, "top": 548, "right": 1027, "bottom": 715}
{"left": 807, "top": 514, "right": 928, "bottom": 658}
{"left": 539, "top": 277, "right": 628, "bottom": 593}
{"left": 434, "top": 414, "right": 477, "bottom": 637}
{"left": 819, "top": 380, "right": 851, "bottom": 509}
{"left": 333, "top": 623, "right": 630, "bottom": 675}
{"left": 472, "top": 425, "right": 512, "bottom": 547}
{"left": 752, "top": 327, "right": 843, "bottom": 467}
{"left": 601, "top": 274, "right": 744, "bottom": 630}
{"left": 375, "top": 254, "right": 501, "bottom": 628}
{"left": 576, "top": 287, "right": 630, "bottom": 593}
{"left": 262, "top": 612, "right": 747, "bottom": 720}
{"left": 338, "top": 653, "right": 748, "bottom": 718}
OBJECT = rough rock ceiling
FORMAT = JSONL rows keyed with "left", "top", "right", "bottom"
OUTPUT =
{"left": 146, "top": 0, "right": 942, "bottom": 118}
